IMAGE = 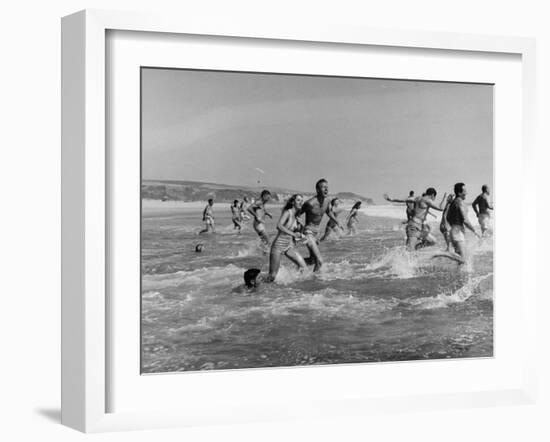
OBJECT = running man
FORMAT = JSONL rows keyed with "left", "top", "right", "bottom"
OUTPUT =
{"left": 400, "top": 188, "right": 444, "bottom": 250}
{"left": 230, "top": 200, "right": 242, "bottom": 232}
{"left": 299, "top": 178, "right": 342, "bottom": 271}
{"left": 440, "top": 193, "right": 455, "bottom": 251}
{"left": 446, "top": 182, "right": 481, "bottom": 261}
{"left": 267, "top": 194, "right": 307, "bottom": 281}
{"left": 472, "top": 185, "right": 494, "bottom": 237}
{"left": 247, "top": 190, "right": 273, "bottom": 247}
{"left": 320, "top": 198, "right": 343, "bottom": 241}
{"left": 199, "top": 198, "right": 215, "bottom": 234}
{"left": 345, "top": 201, "right": 362, "bottom": 235}
{"left": 384, "top": 190, "right": 416, "bottom": 221}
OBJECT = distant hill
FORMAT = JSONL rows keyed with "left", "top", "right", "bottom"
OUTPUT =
{"left": 141, "top": 180, "right": 374, "bottom": 205}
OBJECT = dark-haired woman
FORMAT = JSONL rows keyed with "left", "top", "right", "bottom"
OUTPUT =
{"left": 267, "top": 194, "right": 307, "bottom": 282}
{"left": 345, "top": 201, "right": 362, "bottom": 235}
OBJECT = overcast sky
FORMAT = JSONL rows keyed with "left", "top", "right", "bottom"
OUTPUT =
{"left": 142, "top": 68, "right": 493, "bottom": 202}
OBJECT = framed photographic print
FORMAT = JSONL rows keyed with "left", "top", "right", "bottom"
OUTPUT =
{"left": 61, "top": 9, "right": 537, "bottom": 433}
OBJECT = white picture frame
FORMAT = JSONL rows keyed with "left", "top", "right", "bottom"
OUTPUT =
{"left": 61, "top": 9, "right": 537, "bottom": 433}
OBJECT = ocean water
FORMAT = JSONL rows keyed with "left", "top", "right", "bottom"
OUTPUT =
{"left": 141, "top": 204, "right": 493, "bottom": 373}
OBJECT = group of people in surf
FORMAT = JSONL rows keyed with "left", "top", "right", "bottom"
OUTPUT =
{"left": 198, "top": 179, "right": 362, "bottom": 286}
{"left": 200, "top": 179, "right": 492, "bottom": 287}
{"left": 199, "top": 196, "right": 254, "bottom": 234}
{"left": 384, "top": 182, "right": 493, "bottom": 263}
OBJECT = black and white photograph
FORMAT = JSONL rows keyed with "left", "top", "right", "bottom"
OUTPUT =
{"left": 140, "top": 68, "right": 494, "bottom": 374}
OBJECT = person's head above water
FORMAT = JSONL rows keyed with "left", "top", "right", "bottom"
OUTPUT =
{"left": 260, "top": 190, "right": 272, "bottom": 203}
{"left": 482, "top": 184, "right": 490, "bottom": 195}
{"left": 195, "top": 243, "right": 204, "bottom": 252}
{"left": 424, "top": 187, "right": 437, "bottom": 199}
{"left": 409, "top": 190, "right": 414, "bottom": 197}
{"left": 454, "top": 182, "right": 467, "bottom": 198}
{"left": 283, "top": 194, "right": 304, "bottom": 212}
{"left": 330, "top": 197, "right": 340, "bottom": 208}
{"left": 315, "top": 178, "right": 329, "bottom": 198}
{"left": 244, "top": 268, "right": 261, "bottom": 288}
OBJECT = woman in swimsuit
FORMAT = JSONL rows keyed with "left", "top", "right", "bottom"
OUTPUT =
{"left": 267, "top": 194, "right": 307, "bottom": 282}
{"left": 320, "top": 198, "right": 342, "bottom": 241}
{"left": 345, "top": 201, "right": 362, "bottom": 235}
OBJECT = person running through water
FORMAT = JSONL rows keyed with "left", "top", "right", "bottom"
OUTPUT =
{"left": 247, "top": 190, "right": 273, "bottom": 247}
{"left": 445, "top": 182, "right": 481, "bottom": 262}
{"left": 345, "top": 201, "right": 362, "bottom": 235}
{"left": 230, "top": 200, "right": 242, "bottom": 232}
{"left": 267, "top": 194, "right": 307, "bottom": 282}
{"left": 320, "top": 198, "right": 343, "bottom": 241}
{"left": 384, "top": 190, "right": 416, "bottom": 221}
{"left": 299, "top": 178, "right": 342, "bottom": 272}
{"left": 472, "top": 185, "right": 494, "bottom": 237}
{"left": 199, "top": 198, "right": 215, "bottom": 234}
{"left": 396, "top": 188, "right": 444, "bottom": 250}
{"left": 440, "top": 193, "right": 455, "bottom": 251}
{"left": 239, "top": 196, "right": 252, "bottom": 222}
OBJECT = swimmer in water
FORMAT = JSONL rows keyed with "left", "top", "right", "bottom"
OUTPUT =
{"left": 384, "top": 190, "right": 416, "bottom": 221}
{"left": 320, "top": 198, "right": 343, "bottom": 241}
{"left": 247, "top": 190, "right": 273, "bottom": 247}
{"left": 472, "top": 185, "right": 494, "bottom": 237}
{"left": 298, "top": 178, "right": 342, "bottom": 272}
{"left": 195, "top": 243, "right": 204, "bottom": 252}
{"left": 267, "top": 194, "right": 307, "bottom": 282}
{"left": 243, "top": 268, "right": 262, "bottom": 289}
{"left": 345, "top": 201, "right": 362, "bottom": 235}
{"left": 445, "top": 182, "right": 481, "bottom": 261}
{"left": 230, "top": 200, "right": 242, "bottom": 232}
{"left": 199, "top": 198, "right": 215, "bottom": 234}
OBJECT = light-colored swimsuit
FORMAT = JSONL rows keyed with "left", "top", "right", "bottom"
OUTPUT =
{"left": 271, "top": 215, "right": 298, "bottom": 253}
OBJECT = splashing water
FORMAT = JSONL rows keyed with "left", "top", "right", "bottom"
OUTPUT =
{"left": 141, "top": 206, "right": 493, "bottom": 373}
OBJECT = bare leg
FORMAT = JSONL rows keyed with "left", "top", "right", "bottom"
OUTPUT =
{"left": 406, "top": 235, "right": 419, "bottom": 251}
{"left": 305, "top": 238, "right": 323, "bottom": 272}
{"left": 284, "top": 248, "right": 307, "bottom": 270}
{"left": 320, "top": 227, "right": 330, "bottom": 242}
{"left": 268, "top": 248, "right": 282, "bottom": 281}
{"left": 453, "top": 240, "right": 466, "bottom": 263}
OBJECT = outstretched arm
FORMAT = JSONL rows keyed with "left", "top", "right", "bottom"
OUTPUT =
{"left": 384, "top": 194, "right": 407, "bottom": 204}
{"left": 426, "top": 200, "right": 444, "bottom": 212}
{"left": 439, "top": 192, "right": 447, "bottom": 209}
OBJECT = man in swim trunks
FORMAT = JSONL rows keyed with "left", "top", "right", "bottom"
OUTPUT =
{"left": 199, "top": 198, "right": 215, "bottom": 234}
{"left": 230, "top": 200, "right": 242, "bottom": 232}
{"left": 472, "top": 185, "right": 493, "bottom": 237}
{"left": 247, "top": 190, "right": 273, "bottom": 247}
{"left": 404, "top": 187, "right": 444, "bottom": 251}
{"left": 446, "top": 182, "right": 481, "bottom": 261}
{"left": 298, "top": 179, "right": 342, "bottom": 271}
